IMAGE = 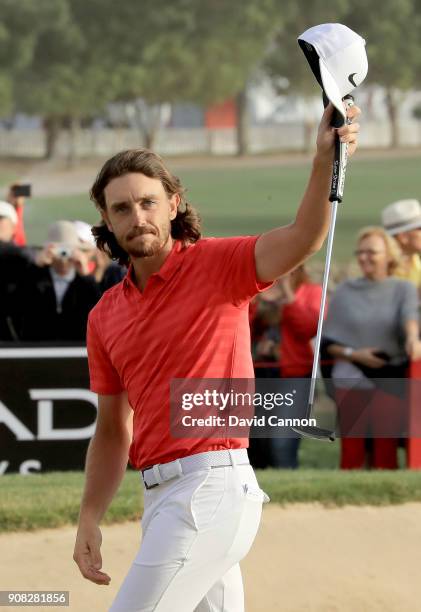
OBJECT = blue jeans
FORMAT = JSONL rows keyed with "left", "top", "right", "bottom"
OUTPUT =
{"left": 269, "top": 437, "right": 301, "bottom": 469}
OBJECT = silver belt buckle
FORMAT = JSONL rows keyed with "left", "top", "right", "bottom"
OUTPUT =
{"left": 141, "top": 466, "right": 159, "bottom": 490}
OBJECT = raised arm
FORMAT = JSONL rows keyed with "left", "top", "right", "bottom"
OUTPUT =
{"left": 255, "top": 103, "right": 360, "bottom": 282}
{"left": 73, "top": 392, "right": 133, "bottom": 586}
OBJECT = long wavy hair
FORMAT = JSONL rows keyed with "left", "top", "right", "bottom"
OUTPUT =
{"left": 90, "top": 149, "right": 201, "bottom": 266}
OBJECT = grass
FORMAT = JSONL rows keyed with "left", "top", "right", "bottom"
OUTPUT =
{"left": 24, "top": 154, "right": 421, "bottom": 262}
{"left": 0, "top": 471, "right": 142, "bottom": 533}
{"left": 0, "top": 440, "right": 418, "bottom": 533}
{"left": 258, "top": 469, "right": 421, "bottom": 507}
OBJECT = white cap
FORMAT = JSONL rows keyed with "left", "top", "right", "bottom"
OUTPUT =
{"left": 381, "top": 199, "right": 421, "bottom": 235}
{"left": 0, "top": 201, "right": 18, "bottom": 225}
{"left": 47, "top": 220, "right": 80, "bottom": 247}
{"left": 298, "top": 23, "right": 368, "bottom": 119}
{"left": 73, "top": 220, "right": 96, "bottom": 249}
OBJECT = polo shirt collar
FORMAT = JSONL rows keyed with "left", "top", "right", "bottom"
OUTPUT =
{"left": 123, "top": 239, "right": 186, "bottom": 290}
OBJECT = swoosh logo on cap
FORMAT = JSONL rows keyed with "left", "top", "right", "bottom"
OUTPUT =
{"left": 348, "top": 73, "right": 358, "bottom": 87}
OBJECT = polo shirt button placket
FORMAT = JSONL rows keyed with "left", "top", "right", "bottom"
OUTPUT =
{"left": 135, "top": 277, "right": 158, "bottom": 318}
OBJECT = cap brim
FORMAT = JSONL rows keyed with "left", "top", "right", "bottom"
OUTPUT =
{"left": 319, "top": 60, "right": 346, "bottom": 120}
{"left": 0, "top": 214, "right": 17, "bottom": 224}
{"left": 385, "top": 218, "right": 421, "bottom": 235}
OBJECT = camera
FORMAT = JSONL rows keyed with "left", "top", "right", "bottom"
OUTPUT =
{"left": 11, "top": 184, "right": 31, "bottom": 198}
{"left": 52, "top": 244, "right": 73, "bottom": 259}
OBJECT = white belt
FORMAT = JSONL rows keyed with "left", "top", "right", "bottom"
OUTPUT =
{"left": 141, "top": 449, "right": 249, "bottom": 490}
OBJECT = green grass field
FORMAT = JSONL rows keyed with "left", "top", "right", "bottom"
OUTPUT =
{"left": 23, "top": 154, "right": 421, "bottom": 262}
{"left": 0, "top": 440, "right": 413, "bottom": 533}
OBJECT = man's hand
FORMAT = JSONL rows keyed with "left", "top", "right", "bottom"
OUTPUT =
{"left": 72, "top": 248, "right": 91, "bottom": 276}
{"left": 73, "top": 521, "right": 111, "bottom": 586}
{"left": 35, "top": 244, "right": 55, "bottom": 267}
{"left": 7, "top": 186, "right": 25, "bottom": 210}
{"left": 315, "top": 102, "right": 361, "bottom": 162}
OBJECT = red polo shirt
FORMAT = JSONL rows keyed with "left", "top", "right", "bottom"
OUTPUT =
{"left": 87, "top": 235, "right": 271, "bottom": 469}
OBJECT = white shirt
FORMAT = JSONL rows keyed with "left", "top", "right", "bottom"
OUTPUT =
{"left": 49, "top": 267, "right": 76, "bottom": 313}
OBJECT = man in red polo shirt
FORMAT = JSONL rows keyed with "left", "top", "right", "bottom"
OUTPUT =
{"left": 73, "top": 103, "right": 360, "bottom": 611}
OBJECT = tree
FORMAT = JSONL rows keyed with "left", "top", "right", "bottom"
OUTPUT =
{"left": 15, "top": 0, "right": 105, "bottom": 160}
{"left": 185, "top": 0, "right": 282, "bottom": 155}
{"left": 71, "top": 0, "right": 279, "bottom": 150}
{"left": 72, "top": 0, "right": 282, "bottom": 154}
{"left": 344, "top": 0, "right": 421, "bottom": 147}
{"left": 264, "top": 0, "right": 349, "bottom": 152}
{"left": 70, "top": 0, "right": 200, "bottom": 150}
{"left": 2, "top": 0, "right": 119, "bottom": 161}
{"left": 3, "top": 0, "right": 284, "bottom": 157}
{"left": 0, "top": 0, "right": 45, "bottom": 118}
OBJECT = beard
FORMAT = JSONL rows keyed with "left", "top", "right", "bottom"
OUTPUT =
{"left": 120, "top": 222, "right": 171, "bottom": 259}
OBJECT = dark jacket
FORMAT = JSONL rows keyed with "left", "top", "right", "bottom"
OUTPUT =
{"left": 0, "top": 241, "right": 32, "bottom": 341}
{"left": 100, "top": 262, "right": 126, "bottom": 294}
{"left": 12, "top": 265, "right": 100, "bottom": 342}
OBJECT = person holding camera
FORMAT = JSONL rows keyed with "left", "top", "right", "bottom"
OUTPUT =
{"left": 12, "top": 220, "right": 100, "bottom": 342}
{"left": 322, "top": 226, "right": 421, "bottom": 469}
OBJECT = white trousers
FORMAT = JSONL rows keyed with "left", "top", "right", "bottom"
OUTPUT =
{"left": 109, "top": 450, "right": 269, "bottom": 612}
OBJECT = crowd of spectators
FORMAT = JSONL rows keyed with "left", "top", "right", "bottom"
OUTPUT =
{"left": 250, "top": 199, "right": 421, "bottom": 472}
{"left": 0, "top": 184, "right": 125, "bottom": 344}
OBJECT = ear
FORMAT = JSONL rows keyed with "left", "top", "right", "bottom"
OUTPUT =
{"left": 169, "top": 194, "right": 180, "bottom": 221}
{"left": 100, "top": 209, "right": 113, "bottom": 233}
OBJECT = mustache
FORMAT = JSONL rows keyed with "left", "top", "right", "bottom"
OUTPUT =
{"left": 126, "top": 226, "right": 157, "bottom": 240}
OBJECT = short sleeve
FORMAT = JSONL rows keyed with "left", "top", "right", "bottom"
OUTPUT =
{"left": 399, "top": 280, "right": 419, "bottom": 324}
{"left": 87, "top": 313, "right": 124, "bottom": 394}
{"left": 205, "top": 235, "right": 273, "bottom": 306}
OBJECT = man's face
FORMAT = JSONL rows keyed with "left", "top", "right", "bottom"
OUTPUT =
{"left": 102, "top": 173, "right": 178, "bottom": 259}
{"left": 395, "top": 229, "right": 421, "bottom": 254}
{"left": 0, "top": 216, "right": 16, "bottom": 242}
{"left": 355, "top": 234, "right": 390, "bottom": 278}
{"left": 406, "top": 229, "right": 421, "bottom": 254}
{"left": 51, "top": 255, "right": 75, "bottom": 276}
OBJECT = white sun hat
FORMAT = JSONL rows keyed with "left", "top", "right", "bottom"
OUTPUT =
{"left": 73, "top": 220, "right": 96, "bottom": 249}
{"left": 47, "top": 220, "right": 80, "bottom": 247}
{"left": 382, "top": 199, "right": 421, "bottom": 235}
{"left": 298, "top": 23, "right": 368, "bottom": 120}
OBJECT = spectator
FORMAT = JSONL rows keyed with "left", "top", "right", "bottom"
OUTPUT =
{"left": 0, "top": 202, "right": 31, "bottom": 341}
{"left": 251, "top": 292, "right": 281, "bottom": 378}
{"left": 6, "top": 183, "right": 28, "bottom": 246}
{"left": 382, "top": 199, "right": 421, "bottom": 289}
{"left": 12, "top": 220, "right": 100, "bottom": 342}
{"left": 322, "top": 226, "right": 421, "bottom": 469}
{"left": 270, "top": 265, "right": 324, "bottom": 469}
{"left": 278, "top": 265, "right": 323, "bottom": 378}
{"left": 0, "top": 200, "right": 18, "bottom": 244}
{"left": 249, "top": 290, "right": 281, "bottom": 469}
{"left": 73, "top": 219, "right": 125, "bottom": 292}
